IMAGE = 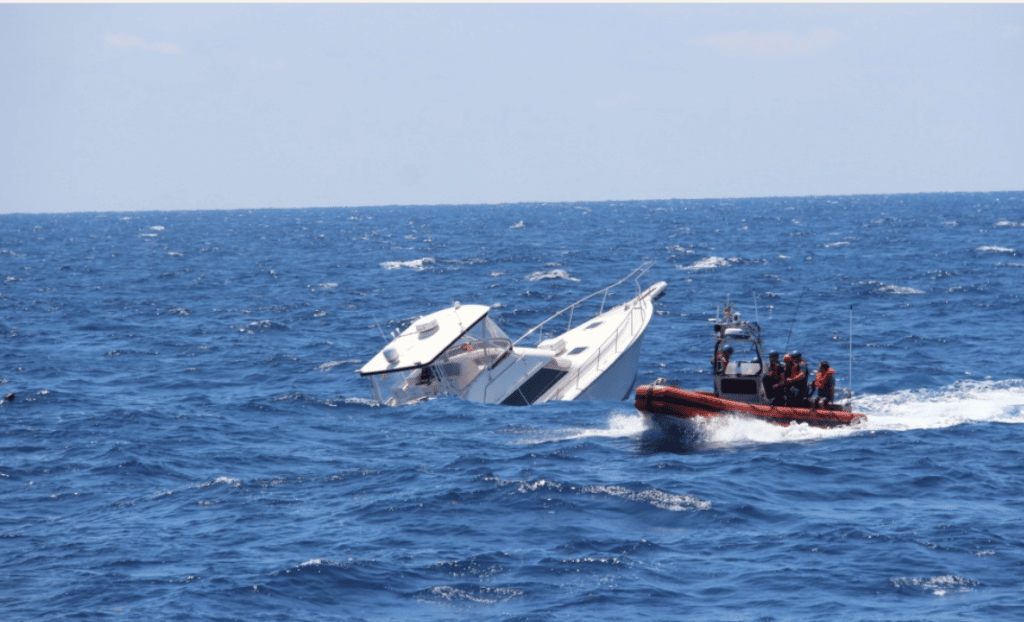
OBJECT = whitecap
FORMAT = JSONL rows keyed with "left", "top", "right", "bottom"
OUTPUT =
{"left": 318, "top": 282, "right": 338, "bottom": 289}
{"left": 582, "top": 484, "right": 712, "bottom": 512}
{"left": 525, "top": 269, "right": 579, "bottom": 282}
{"left": 381, "top": 257, "right": 435, "bottom": 271}
{"left": 317, "top": 360, "right": 359, "bottom": 371}
{"left": 421, "top": 585, "right": 522, "bottom": 604}
{"left": 877, "top": 284, "right": 925, "bottom": 295}
{"left": 198, "top": 476, "right": 242, "bottom": 488}
{"left": 150, "top": 225, "right": 165, "bottom": 231}
{"left": 890, "top": 574, "right": 979, "bottom": 596}
{"left": 994, "top": 220, "right": 1023, "bottom": 227}
{"left": 975, "top": 245, "right": 1017, "bottom": 254}
{"left": 510, "top": 220, "right": 525, "bottom": 229}
{"left": 860, "top": 280, "right": 924, "bottom": 294}
{"left": 681, "top": 256, "right": 730, "bottom": 271}
{"left": 823, "top": 241, "right": 850, "bottom": 248}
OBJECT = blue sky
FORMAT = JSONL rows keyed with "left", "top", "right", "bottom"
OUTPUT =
{"left": 2, "top": 3, "right": 1022, "bottom": 213}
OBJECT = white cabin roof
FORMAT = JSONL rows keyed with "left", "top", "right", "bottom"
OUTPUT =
{"left": 358, "top": 304, "right": 491, "bottom": 375}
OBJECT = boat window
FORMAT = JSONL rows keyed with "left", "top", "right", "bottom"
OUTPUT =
{"left": 584, "top": 321, "right": 603, "bottom": 330}
{"left": 720, "top": 338, "right": 761, "bottom": 376}
{"left": 568, "top": 346, "right": 588, "bottom": 355}
{"left": 721, "top": 378, "right": 758, "bottom": 395}
{"left": 501, "top": 368, "right": 569, "bottom": 406}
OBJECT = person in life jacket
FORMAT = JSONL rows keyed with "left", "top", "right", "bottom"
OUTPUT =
{"left": 774, "top": 353, "right": 794, "bottom": 403}
{"left": 811, "top": 360, "right": 836, "bottom": 409}
{"left": 764, "top": 350, "right": 786, "bottom": 406}
{"left": 782, "top": 351, "right": 809, "bottom": 407}
{"left": 713, "top": 344, "right": 733, "bottom": 375}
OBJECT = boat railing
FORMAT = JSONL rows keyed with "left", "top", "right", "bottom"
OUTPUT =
{"left": 513, "top": 261, "right": 655, "bottom": 348}
{"left": 546, "top": 285, "right": 651, "bottom": 400}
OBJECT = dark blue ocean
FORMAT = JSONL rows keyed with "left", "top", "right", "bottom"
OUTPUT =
{"left": 3, "top": 192, "right": 1023, "bottom": 621}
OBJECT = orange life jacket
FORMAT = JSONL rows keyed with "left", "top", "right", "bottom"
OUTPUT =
{"left": 813, "top": 367, "right": 835, "bottom": 388}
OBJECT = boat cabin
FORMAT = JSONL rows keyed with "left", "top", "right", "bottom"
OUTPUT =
{"left": 711, "top": 306, "right": 768, "bottom": 405}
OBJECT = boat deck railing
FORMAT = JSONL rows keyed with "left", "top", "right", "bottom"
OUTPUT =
{"left": 512, "top": 261, "right": 655, "bottom": 348}
{"left": 546, "top": 278, "right": 657, "bottom": 401}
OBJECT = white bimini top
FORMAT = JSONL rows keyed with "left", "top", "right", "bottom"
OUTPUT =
{"left": 358, "top": 304, "right": 491, "bottom": 376}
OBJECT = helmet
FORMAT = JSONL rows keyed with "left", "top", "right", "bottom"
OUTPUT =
{"left": 791, "top": 351, "right": 801, "bottom": 360}
{"left": 722, "top": 345, "right": 734, "bottom": 355}
{"left": 769, "top": 350, "right": 779, "bottom": 359}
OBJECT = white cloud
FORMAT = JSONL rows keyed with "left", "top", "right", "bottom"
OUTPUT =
{"left": 691, "top": 28, "right": 850, "bottom": 59}
{"left": 105, "top": 34, "right": 184, "bottom": 55}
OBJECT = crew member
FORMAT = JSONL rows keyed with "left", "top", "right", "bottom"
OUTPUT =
{"left": 774, "top": 353, "right": 794, "bottom": 405}
{"left": 787, "top": 351, "right": 810, "bottom": 407}
{"left": 764, "top": 351, "right": 785, "bottom": 406}
{"left": 714, "top": 344, "right": 733, "bottom": 375}
{"left": 811, "top": 361, "right": 836, "bottom": 409}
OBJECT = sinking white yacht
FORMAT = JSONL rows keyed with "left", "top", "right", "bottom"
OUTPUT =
{"left": 358, "top": 264, "right": 667, "bottom": 406}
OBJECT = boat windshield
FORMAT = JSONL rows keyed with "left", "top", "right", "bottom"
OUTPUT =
{"left": 367, "top": 316, "right": 513, "bottom": 405}
{"left": 718, "top": 338, "right": 763, "bottom": 377}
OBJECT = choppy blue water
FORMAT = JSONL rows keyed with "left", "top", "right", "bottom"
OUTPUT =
{"left": 2, "top": 192, "right": 1023, "bottom": 621}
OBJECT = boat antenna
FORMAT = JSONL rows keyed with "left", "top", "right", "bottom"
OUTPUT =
{"left": 372, "top": 314, "right": 389, "bottom": 343}
{"left": 848, "top": 304, "right": 854, "bottom": 406}
{"left": 783, "top": 286, "right": 807, "bottom": 352}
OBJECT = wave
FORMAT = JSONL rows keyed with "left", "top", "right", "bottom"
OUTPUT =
{"left": 516, "top": 412, "right": 648, "bottom": 444}
{"left": 317, "top": 359, "right": 361, "bottom": 371}
{"left": 196, "top": 476, "right": 242, "bottom": 489}
{"left": 860, "top": 280, "right": 925, "bottom": 295}
{"left": 581, "top": 484, "right": 712, "bottom": 511}
{"left": 680, "top": 256, "right": 731, "bottom": 271}
{"left": 974, "top": 246, "right": 1017, "bottom": 255}
{"left": 525, "top": 269, "right": 579, "bottom": 282}
{"left": 483, "top": 472, "right": 710, "bottom": 512}
{"left": 381, "top": 257, "right": 435, "bottom": 271}
{"left": 890, "top": 574, "right": 979, "bottom": 596}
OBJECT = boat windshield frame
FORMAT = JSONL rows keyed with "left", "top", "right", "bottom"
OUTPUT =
{"left": 364, "top": 315, "right": 514, "bottom": 405}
